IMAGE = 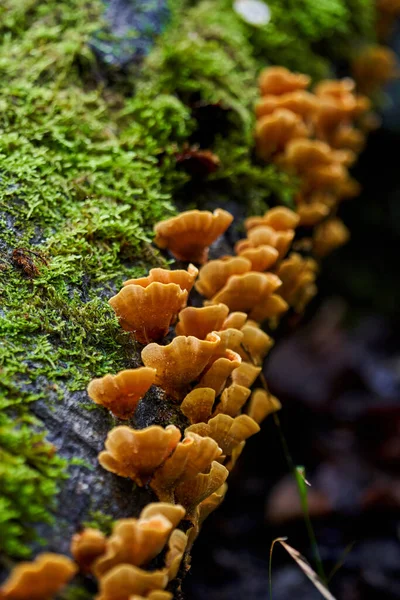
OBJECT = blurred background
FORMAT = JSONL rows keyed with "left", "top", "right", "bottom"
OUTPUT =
{"left": 185, "top": 22, "right": 400, "bottom": 600}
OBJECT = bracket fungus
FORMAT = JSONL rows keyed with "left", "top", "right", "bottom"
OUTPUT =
{"left": 259, "top": 66, "right": 311, "bottom": 96}
{"left": 93, "top": 516, "right": 175, "bottom": 576}
{"left": 180, "top": 387, "right": 216, "bottom": 423}
{"left": 87, "top": 368, "right": 156, "bottom": 419}
{"left": 150, "top": 432, "right": 222, "bottom": 502}
{"left": 196, "top": 350, "right": 242, "bottom": 396}
{"left": 174, "top": 460, "right": 229, "bottom": 519}
{"left": 141, "top": 333, "right": 221, "bottom": 397}
{"left": 221, "top": 311, "right": 248, "bottom": 330}
{"left": 255, "top": 108, "right": 308, "bottom": 160}
{"left": 175, "top": 304, "right": 229, "bottom": 338}
{"left": 195, "top": 256, "right": 251, "bottom": 298}
{"left": 245, "top": 206, "right": 300, "bottom": 232}
{"left": 109, "top": 282, "right": 188, "bottom": 344}
{"left": 208, "top": 272, "right": 282, "bottom": 314}
{"left": 186, "top": 413, "right": 260, "bottom": 456}
{"left": 98, "top": 425, "right": 181, "bottom": 485}
{"left": 154, "top": 208, "right": 233, "bottom": 264}
{"left": 96, "top": 564, "right": 168, "bottom": 600}
{"left": 245, "top": 226, "right": 295, "bottom": 259}
{"left": 231, "top": 362, "right": 261, "bottom": 388}
{"left": 71, "top": 528, "right": 107, "bottom": 573}
{"left": 240, "top": 325, "right": 274, "bottom": 365}
{"left": 237, "top": 245, "right": 279, "bottom": 272}
{"left": 0, "top": 553, "right": 77, "bottom": 600}
{"left": 164, "top": 529, "right": 188, "bottom": 581}
{"left": 123, "top": 264, "right": 198, "bottom": 293}
{"left": 213, "top": 383, "right": 251, "bottom": 418}
{"left": 277, "top": 253, "right": 318, "bottom": 313}
{"left": 255, "top": 90, "right": 319, "bottom": 120}
{"left": 247, "top": 389, "right": 282, "bottom": 424}
{"left": 313, "top": 217, "right": 350, "bottom": 256}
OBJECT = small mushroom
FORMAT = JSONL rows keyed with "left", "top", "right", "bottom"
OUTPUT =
{"left": 123, "top": 264, "right": 198, "bottom": 293}
{"left": 277, "top": 253, "right": 318, "bottom": 313}
{"left": 175, "top": 304, "right": 229, "bottom": 338}
{"left": 196, "top": 351, "right": 242, "bottom": 396}
{"left": 180, "top": 388, "right": 215, "bottom": 424}
{"left": 221, "top": 311, "right": 248, "bottom": 330}
{"left": 71, "top": 528, "right": 107, "bottom": 573}
{"left": 245, "top": 207, "right": 300, "bottom": 232}
{"left": 255, "top": 108, "right": 308, "bottom": 160}
{"left": 153, "top": 209, "right": 233, "bottom": 264}
{"left": 140, "top": 503, "right": 186, "bottom": 528}
{"left": 141, "top": 334, "right": 221, "bottom": 398}
{"left": 237, "top": 245, "right": 279, "bottom": 271}
{"left": 174, "top": 461, "right": 229, "bottom": 518}
{"left": 94, "top": 514, "right": 178, "bottom": 577}
{"left": 215, "top": 328, "right": 244, "bottom": 355}
{"left": 246, "top": 226, "right": 295, "bottom": 258}
{"left": 98, "top": 425, "right": 181, "bottom": 485}
{"left": 195, "top": 256, "right": 251, "bottom": 298}
{"left": 249, "top": 293, "right": 289, "bottom": 323}
{"left": 186, "top": 414, "right": 260, "bottom": 455}
{"left": 352, "top": 45, "right": 399, "bottom": 93}
{"left": 150, "top": 433, "right": 222, "bottom": 502}
{"left": 240, "top": 325, "right": 274, "bottom": 365}
{"left": 247, "top": 389, "right": 282, "bottom": 424}
{"left": 96, "top": 564, "right": 167, "bottom": 600}
{"left": 231, "top": 363, "right": 261, "bottom": 388}
{"left": 313, "top": 218, "right": 350, "bottom": 256}
{"left": 0, "top": 553, "right": 77, "bottom": 600}
{"left": 212, "top": 383, "right": 251, "bottom": 417}
{"left": 297, "top": 202, "right": 330, "bottom": 226}
{"left": 259, "top": 66, "right": 310, "bottom": 96}
{"left": 87, "top": 368, "right": 156, "bottom": 419}
{"left": 208, "top": 272, "right": 282, "bottom": 313}
{"left": 164, "top": 530, "right": 188, "bottom": 581}
{"left": 255, "top": 90, "right": 318, "bottom": 119}
{"left": 109, "top": 282, "right": 187, "bottom": 344}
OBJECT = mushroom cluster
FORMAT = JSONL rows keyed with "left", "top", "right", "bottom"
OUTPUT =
{"left": 3, "top": 58, "right": 386, "bottom": 596}
{"left": 254, "top": 66, "right": 378, "bottom": 256}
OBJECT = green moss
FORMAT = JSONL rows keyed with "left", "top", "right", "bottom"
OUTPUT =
{"left": 83, "top": 510, "right": 114, "bottom": 536}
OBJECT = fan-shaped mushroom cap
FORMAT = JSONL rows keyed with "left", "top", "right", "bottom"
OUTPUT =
{"left": 150, "top": 432, "right": 222, "bottom": 502}
{"left": 297, "top": 202, "right": 330, "bottom": 226}
{"left": 240, "top": 325, "right": 274, "bottom": 365}
{"left": 255, "top": 109, "right": 308, "bottom": 160}
{"left": 140, "top": 503, "right": 186, "bottom": 529}
{"left": 214, "top": 328, "right": 244, "bottom": 355}
{"left": 98, "top": 425, "right": 181, "bottom": 485}
{"left": 71, "top": 528, "right": 107, "bottom": 573}
{"left": 277, "top": 253, "right": 318, "bottom": 313}
{"left": 213, "top": 383, "right": 251, "bottom": 417}
{"left": 278, "top": 138, "right": 333, "bottom": 173}
{"left": 313, "top": 218, "right": 350, "bottom": 256}
{"left": 196, "top": 351, "right": 242, "bottom": 396}
{"left": 221, "top": 312, "right": 248, "bottom": 330}
{"left": 352, "top": 45, "right": 399, "bottom": 92}
{"left": 154, "top": 209, "right": 233, "bottom": 264}
{"left": 247, "top": 389, "right": 282, "bottom": 424}
{"left": 247, "top": 227, "right": 295, "bottom": 258}
{"left": 305, "top": 162, "right": 347, "bottom": 192}
{"left": 109, "top": 282, "right": 187, "bottom": 344}
{"left": 231, "top": 363, "right": 261, "bottom": 388}
{"left": 123, "top": 264, "right": 198, "bottom": 293}
{"left": 330, "top": 125, "right": 365, "bottom": 153}
{"left": 96, "top": 564, "right": 168, "bottom": 600}
{"left": 245, "top": 207, "right": 300, "bottom": 232}
{"left": 87, "top": 368, "right": 156, "bottom": 419}
{"left": 237, "top": 245, "right": 279, "bottom": 271}
{"left": 164, "top": 529, "right": 188, "bottom": 581}
{"left": 208, "top": 272, "right": 282, "bottom": 314}
{"left": 255, "top": 90, "right": 318, "bottom": 119}
{"left": 175, "top": 304, "right": 229, "bottom": 338}
{"left": 259, "top": 66, "right": 310, "bottom": 96}
{"left": 174, "top": 461, "right": 229, "bottom": 518}
{"left": 0, "top": 553, "right": 77, "bottom": 600}
{"left": 195, "top": 257, "right": 251, "bottom": 298}
{"left": 249, "top": 293, "right": 289, "bottom": 323}
{"left": 180, "top": 388, "right": 215, "bottom": 424}
{"left": 187, "top": 483, "right": 228, "bottom": 549}
{"left": 314, "top": 77, "right": 355, "bottom": 99}
{"left": 130, "top": 592, "right": 172, "bottom": 600}
{"left": 94, "top": 515, "right": 174, "bottom": 577}
{"left": 186, "top": 414, "right": 260, "bottom": 455}
{"left": 141, "top": 334, "right": 221, "bottom": 397}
